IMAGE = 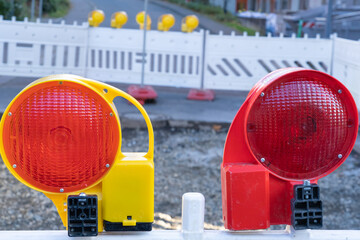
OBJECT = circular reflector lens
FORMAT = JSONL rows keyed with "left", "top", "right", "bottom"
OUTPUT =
{"left": 246, "top": 71, "right": 357, "bottom": 180}
{"left": 2, "top": 81, "right": 120, "bottom": 193}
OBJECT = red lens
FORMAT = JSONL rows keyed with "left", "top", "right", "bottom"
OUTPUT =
{"left": 2, "top": 81, "right": 120, "bottom": 193}
{"left": 246, "top": 70, "right": 357, "bottom": 180}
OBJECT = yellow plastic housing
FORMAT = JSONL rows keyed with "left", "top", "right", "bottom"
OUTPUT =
{"left": 0, "top": 74, "right": 154, "bottom": 232}
{"left": 181, "top": 15, "right": 199, "bottom": 33}
{"left": 136, "top": 11, "right": 152, "bottom": 30}
{"left": 158, "top": 14, "right": 175, "bottom": 31}
{"left": 88, "top": 10, "right": 105, "bottom": 27}
{"left": 111, "top": 11, "right": 128, "bottom": 29}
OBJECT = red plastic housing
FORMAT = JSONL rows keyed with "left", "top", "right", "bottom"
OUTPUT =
{"left": 221, "top": 68, "right": 358, "bottom": 230}
{"left": 2, "top": 81, "right": 120, "bottom": 193}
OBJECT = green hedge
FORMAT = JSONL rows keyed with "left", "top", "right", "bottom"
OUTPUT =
{"left": 0, "top": 0, "right": 26, "bottom": 20}
{"left": 165, "top": 0, "right": 256, "bottom": 35}
{"left": 0, "top": 0, "right": 70, "bottom": 20}
{"left": 42, "top": 0, "right": 70, "bottom": 18}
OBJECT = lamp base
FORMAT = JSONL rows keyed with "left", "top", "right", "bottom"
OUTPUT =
{"left": 104, "top": 221, "right": 152, "bottom": 231}
{"left": 187, "top": 89, "right": 215, "bottom": 101}
{"left": 127, "top": 85, "right": 157, "bottom": 105}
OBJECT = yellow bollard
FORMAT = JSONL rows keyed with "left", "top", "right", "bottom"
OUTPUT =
{"left": 136, "top": 11, "right": 151, "bottom": 30}
{"left": 111, "top": 11, "right": 128, "bottom": 28}
{"left": 88, "top": 10, "right": 105, "bottom": 27}
{"left": 181, "top": 15, "right": 199, "bottom": 33}
{"left": 157, "top": 14, "right": 175, "bottom": 31}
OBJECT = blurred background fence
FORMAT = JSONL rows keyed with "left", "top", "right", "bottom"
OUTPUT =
{"left": 0, "top": 16, "right": 359, "bottom": 107}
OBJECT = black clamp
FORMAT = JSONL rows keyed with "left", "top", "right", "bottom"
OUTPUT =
{"left": 291, "top": 183, "right": 322, "bottom": 230}
{"left": 67, "top": 194, "right": 98, "bottom": 237}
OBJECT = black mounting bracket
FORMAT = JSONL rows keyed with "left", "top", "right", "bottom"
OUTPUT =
{"left": 67, "top": 194, "right": 98, "bottom": 237}
{"left": 291, "top": 183, "right": 323, "bottom": 230}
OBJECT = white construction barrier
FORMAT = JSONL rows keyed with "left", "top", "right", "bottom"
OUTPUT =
{"left": 0, "top": 16, "right": 359, "bottom": 109}
{"left": 204, "top": 32, "right": 332, "bottom": 90}
{"left": 0, "top": 16, "right": 203, "bottom": 88}
{"left": 0, "top": 17, "right": 331, "bottom": 90}
{"left": 85, "top": 27, "right": 203, "bottom": 88}
{"left": 332, "top": 36, "right": 360, "bottom": 108}
{"left": 0, "top": 17, "right": 88, "bottom": 77}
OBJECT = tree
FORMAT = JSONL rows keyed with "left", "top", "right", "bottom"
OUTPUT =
{"left": 0, "top": 0, "right": 26, "bottom": 20}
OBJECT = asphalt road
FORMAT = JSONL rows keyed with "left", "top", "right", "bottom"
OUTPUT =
{"left": 0, "top": 76, "right": 245, "bottom": 124}
{"left": 65, "top": 0, "right": 187, "bottom": 31}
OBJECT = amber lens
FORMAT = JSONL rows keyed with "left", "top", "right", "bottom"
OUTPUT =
{"left": 3, "top": 81, "right": 120, "bottom": 193}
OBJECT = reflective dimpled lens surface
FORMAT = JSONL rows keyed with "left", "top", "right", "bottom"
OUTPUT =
{"left": 247, "top": 77, "right": 355, "bottom": 180}
{"left": 3, "top": 81, "right": 120, "bottom": 192}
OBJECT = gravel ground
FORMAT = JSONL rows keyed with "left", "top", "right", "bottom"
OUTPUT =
{"left": 0, "top": 126, "right": 359, "bottom": 230}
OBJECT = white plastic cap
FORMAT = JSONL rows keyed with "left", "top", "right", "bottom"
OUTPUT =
{"left": 181, "top": 192, "right": 205, "bottom": 234}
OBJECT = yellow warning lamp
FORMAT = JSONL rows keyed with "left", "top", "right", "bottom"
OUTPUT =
{"left": 136, "top": 11, "right": 151, "bottom": 30}
{"left": 157, "top": 14, "right": 175, "bottom": 31}
{"left": 88, "top": 10, "right": 105, "bottom": 27}
{"left": 111, "top": 11, "right": 128, "bottom": 29}
{"left": 181, "top": 15, "right": 199, "bottom": 33}
{"left": 0, "top": 74, "right": 154, "bottom": 237}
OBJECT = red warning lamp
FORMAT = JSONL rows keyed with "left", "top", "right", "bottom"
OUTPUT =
{"left": 221, "top": 68, "right": 358, "bottom": 230}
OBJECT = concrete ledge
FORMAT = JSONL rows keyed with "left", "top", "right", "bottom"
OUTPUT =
{"left": 121, "top": 112, "right": 230, "bottom": 130}
{"left": 1, "top": 229, "right": 360, "bottom": 240}
{"left": 121, "top": 112, "right": 169, "bottom": 129}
